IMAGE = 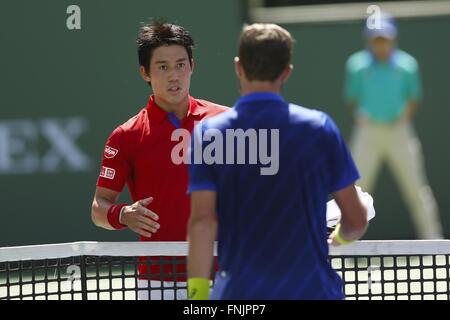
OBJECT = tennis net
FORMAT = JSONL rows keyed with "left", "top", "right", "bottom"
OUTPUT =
{"left": 1, "top": 240, "right": 449, "bottom": 300}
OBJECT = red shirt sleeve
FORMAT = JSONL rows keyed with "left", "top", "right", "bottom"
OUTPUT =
{"left": 96, "top": 126, "right": 131, "bottom": 192}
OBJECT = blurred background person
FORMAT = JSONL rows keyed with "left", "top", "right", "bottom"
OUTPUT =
{"left": 344, "top": 13, "right": 443, "bottom": 239}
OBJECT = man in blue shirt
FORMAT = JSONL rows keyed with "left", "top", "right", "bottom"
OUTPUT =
{"left": 186, "top": 23, "right": 368, "bottom": 300}
{"left": 345, "top": 13, "right": 442, "bottom": 239}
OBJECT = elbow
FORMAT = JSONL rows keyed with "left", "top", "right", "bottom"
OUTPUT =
{"left": 360, "top": 205, "right": 369, "bottom": 229}
{"left": 91, "top": 202, "right": 101, "bottom": 227}
{"left": 341, "top": 206, "right": 369, "bottom": 239}
{"left": 355, "top": 216, "right": 368, "bottom": 234}
{"left": 352, "top": 206, "right": 369, "bottom": 235}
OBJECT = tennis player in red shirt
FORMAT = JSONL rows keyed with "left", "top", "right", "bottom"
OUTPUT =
{"left": 91, "top": 21, "right": 227, "bottom": 300}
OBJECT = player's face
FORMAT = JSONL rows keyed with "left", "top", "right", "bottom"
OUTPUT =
{"left": 148, "top": 45, "right": 193, "bottom": 107}
{"left": 369, "top": 37, "right": 395, "bottom": 61}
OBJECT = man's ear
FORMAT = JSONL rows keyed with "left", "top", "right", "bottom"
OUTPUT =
{"left": 234, "top": 56, "right": 242, "bottom": 78}
{"left": 139, "top": 66, "right": 151, "bottom": 82}
{"left": 280, "top": 64, "right": 293, "bottom": 84}
{"left": 190, "top": 58, "right": 195, "bottom": 74}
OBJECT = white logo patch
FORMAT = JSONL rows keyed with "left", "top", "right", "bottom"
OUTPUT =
{"left": 100, "top": 166, "right": 116, "bottom": 179}
{"left": 104, "top": 146, "right": 118, "bottom": 159}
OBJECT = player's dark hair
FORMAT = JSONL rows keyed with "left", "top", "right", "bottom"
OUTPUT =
{"left": 238, "top": 24, "right": 294, "bottom": 81}
{"left": 137, "top": 20, "right": 195, "bottom": 74}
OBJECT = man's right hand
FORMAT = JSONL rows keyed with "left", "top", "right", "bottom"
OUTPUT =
{"left": 119, "top": 197, "right": 160, "bottom": 238}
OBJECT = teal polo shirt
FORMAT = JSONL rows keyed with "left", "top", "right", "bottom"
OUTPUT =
{"left": 344, "top": 49, "right": 422, "bottom": 123}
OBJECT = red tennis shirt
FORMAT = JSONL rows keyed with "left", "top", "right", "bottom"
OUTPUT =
{"left": 96, "top": 95, "right": 228, "bottom": 280}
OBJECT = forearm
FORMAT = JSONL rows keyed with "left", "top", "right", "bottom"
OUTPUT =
{"left": 339, "top": 218, "right": 368, "bottom": 241}
{"left": 187, "top": 216, "right": 217, "bottom": 279}
{"left": 332, "top": 185, "right": 369, "bottom": 244}
{"left": 340, "top": 203, "right": 368, "bottom": 241}
{"left": 91, "top": 196, "right": 116, "bottom": 230}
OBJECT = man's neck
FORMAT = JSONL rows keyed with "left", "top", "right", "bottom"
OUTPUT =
{"left": 375, "top": 57, "right": 389, "bottom": 64}
{"left": 371, "top": 49, "right": 395, "bottom": 64}
{"left": 154, "top": 95, "right": 190, "bottom": 119}
{"left": 240, "top": 81, "right": 281, "bottom": 96}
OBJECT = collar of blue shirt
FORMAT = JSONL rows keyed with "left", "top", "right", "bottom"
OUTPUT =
{"left": 236, "top": 92, "right": 285, "bottom": 106}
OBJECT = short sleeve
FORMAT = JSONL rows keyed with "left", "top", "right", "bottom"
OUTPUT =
{"left": 96, "top": 127, "right": 131, "bottom": 192}
{"left": 187, "top": 123, "right": 217, "bottom": 193}
{"left": 405, "top": 61, "right": 422, "bottom": 101}
{"left": 344, "top": 58, "right": 361, "bottom": 104}
{"left": 323, "top": 115, "right": 360, "bottom": 193}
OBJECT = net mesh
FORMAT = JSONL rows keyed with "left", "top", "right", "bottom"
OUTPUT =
{"left": 1, "top": 241, "right": 449, "bottom": 300}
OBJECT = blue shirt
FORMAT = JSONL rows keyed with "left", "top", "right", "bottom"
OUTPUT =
{"left": 188, "top": 92, "right": 360, "bottom": 300}
{"left": 345, "top": 49, "right": 422, "bottom": 123}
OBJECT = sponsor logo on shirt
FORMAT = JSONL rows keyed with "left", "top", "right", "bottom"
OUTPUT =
{"left": 100, "top": 166, "right": 116, "bottom": 179}
{"left": 104, "top": 146, "right": 118, "bottom": 159}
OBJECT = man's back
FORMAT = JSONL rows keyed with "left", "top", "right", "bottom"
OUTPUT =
{"left": 187, "top": 23, "right": 366, "bottom": 302}
{"left": 189, "top": 93, "right": 359, "bottom": 299}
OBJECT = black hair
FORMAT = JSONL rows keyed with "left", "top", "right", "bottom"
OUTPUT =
{"left": 137, "top": 20, "right": 195, "bottom": 74}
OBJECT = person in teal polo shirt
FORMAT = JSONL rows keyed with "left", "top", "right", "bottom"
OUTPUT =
{"left": 345, "top": 13, "right": 443, "bottom": 239}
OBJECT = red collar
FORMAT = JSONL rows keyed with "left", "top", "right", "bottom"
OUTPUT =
{"left": 146, "top": 95, "right": 202, "bottom": 123}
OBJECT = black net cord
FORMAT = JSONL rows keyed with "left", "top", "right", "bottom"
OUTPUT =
{"left": 419, "top": 256, "right": 424, "bottom": 299}
{"left": 44, "top": 259, "right": 49, "bottom": 300}
{"left": 108, "top": 256, "right": 113, "bottom": 299}
{"left": 121, "top": 257, "right": 125, "bottom": 300}
{"left": 80, "top": 256, "right": 88, "bottom": 300}
{"left": 31, "top": 260, "right": 35, "bottom": 300}
{"left": 448, "top": 255, "right": 450, "bottom": 300}
{"left": 134, "top": 256, "right": 139, "bottom": 300}
{"left": 172, "top": 256, "right": 177, "bottom": 301}
{"left": 57, "top": 258, "right": 61, "bottom": 301}
{"left": 6, "top": 262, "right": 11, "bottom": 299}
